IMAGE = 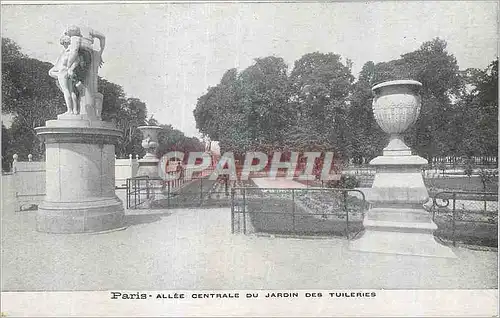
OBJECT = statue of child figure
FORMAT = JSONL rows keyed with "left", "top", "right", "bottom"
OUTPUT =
{"left": 48, "top": 35, "right": 85, "bottom": 115}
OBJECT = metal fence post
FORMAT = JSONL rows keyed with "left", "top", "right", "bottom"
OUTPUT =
{"left": 452, "top": 193, "right": 456, "bottom": 246}
{"left": 199, "top": 176, "right": 203, "bottom": 206}
{"left": 225, "top": 176, "right": 229, "bottom": 196}
{"left": 167, "top": 181, "right": 171, "bottom": 208}
{"left": 292, "top": 189, "right": 296, "bottom": 234}
{"left": 432, "top": 199, "right": 436, "bottom": 221}
{"left": 134, "top": 178, "right": 138, "bottom": 208}
{"left": 242, "top": 188, "right": 247, "bottom": 235}
{"left": 344, "top": 190, "right": 349, "bottom": 239}
{"left": 231, "top": 189, "right": 235, "bottom": 234}
{"left": 126, "top": 179, "right": 130, "bottom": 209}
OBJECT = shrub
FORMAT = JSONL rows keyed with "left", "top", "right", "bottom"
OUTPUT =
{"left": 464, "top": 159, "right": 474, "bottom": 178}
{"left": 326, "top": 175, "right": 360, "bottom": 189}
{"left": 478, "top": 168, "right": 498, "bottom": 191}
{"left": 437, "top": 162, "right": 447, "bottom": 175}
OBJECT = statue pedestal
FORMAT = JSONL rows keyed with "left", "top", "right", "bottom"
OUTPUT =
{"left": 136, "top": 125, "right": 163, "bottom": 179}
{"left": 137, "top": 156, "right": 160, "bottom": 178}
{"left": 35, "top": 118, "right": 125, "bottom": 233}
{"left": 349, "top": 155, "right": 456, "bottom": 258}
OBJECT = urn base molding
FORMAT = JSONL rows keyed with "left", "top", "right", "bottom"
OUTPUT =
{"left": 35, "top": 119, "right": 125, "bottom": 234}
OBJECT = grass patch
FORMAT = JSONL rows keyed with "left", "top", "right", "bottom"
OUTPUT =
{"left": 434, "top": 217, "right": 498, "bottom": 247}
{"left": 432, "top": 207, "right": 498, "bottom": 247}
{"left": 425, "top": 176, "right": 498, "bottom": 192}
{"left": 245, "top": 189, "right": 367, "bottom": 237}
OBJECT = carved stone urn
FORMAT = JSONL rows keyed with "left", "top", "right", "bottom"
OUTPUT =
{"left": 136, "top": 125, "right": 163, "bottom": 177}
{"left": 372, "top": 80, "right": 422, "bottom": 156}
{"left": 349, "top": 79, "right": 456, "bottom": 258}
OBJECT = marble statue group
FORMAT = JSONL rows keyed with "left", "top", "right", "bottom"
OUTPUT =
{"left": 48, "top": 25, "right": 105, "bottom": 120}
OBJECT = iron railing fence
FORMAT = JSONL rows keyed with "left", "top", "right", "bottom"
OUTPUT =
{"left": 126, "top": 173, "right": 233, "bottom": 209}
{"left": 126, "top": 175, "right": 157, "bottom": 209}
{"left": 431, "top": 191, "right": 498, "bottom": 247}
{"left": 231, "top": 187, "right": 368, "bottom": 239}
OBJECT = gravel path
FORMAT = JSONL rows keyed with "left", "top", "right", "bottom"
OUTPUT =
{"left": 2, "top": 177, "right": 498, "bottom": 291}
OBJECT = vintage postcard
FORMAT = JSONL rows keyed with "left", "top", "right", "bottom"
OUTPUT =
{"left": 1, "top": 0, "right": 498, "bottom": 316}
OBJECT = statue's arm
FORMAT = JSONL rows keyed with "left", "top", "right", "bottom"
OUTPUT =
{"left": 89, "top": 29, "right": 106, "bottom": 54}
{"left": 48, "top": 51, "right": 63, "bottom": 78}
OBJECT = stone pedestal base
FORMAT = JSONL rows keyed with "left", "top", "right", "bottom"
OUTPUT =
{"left": 37, "top": 197, "right": 125, "bottom": 233}
{"left": 137, "top": 158, "right": 160, "bottom": 178}
{"left": 349, "top": 227, "right": 457, "bottom": 258}
{"left": 349, "top": 154, "right": 456, "bottom": 258}
{"left": 35, "top": 118, "right": 125, "bottom": 234}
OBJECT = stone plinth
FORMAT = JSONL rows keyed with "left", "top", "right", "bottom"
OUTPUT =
{"left": 350, "top": 156, "right": 456, "bottom": 258}
{"left": 349, "top": 80, "right": 455, "bottom": 258}
{"left": 136, "top": 157, "right": 161, "bottom": 178}
{"left": 136, "top": 126, "right": 162, "bottom": 178}
{"left": 35, "top": 119, "right": 125, "bottom": 233}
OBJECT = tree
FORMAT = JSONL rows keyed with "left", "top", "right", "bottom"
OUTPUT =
{"left": 238, "top": 56, "right": 291, "bottom": 150}
{"left": 115, "top": 97, "right": 148, "bottom": 157}
{"left": 194, "top": 58, "right": 293, "bottom": 157}
{"left": 2, "top": 40, "right": 66, "bottom": 159}
{"left": 2, "top": 38, "right": 27, "bottom": 108}
{"left": 1, "top": 124, "right": 13, "bottom": 171}
{"left": 462, "top": 59, "right": 498, "bottom": 157}
{"left": 1, "top": 38, "right": 152, "bottom": 161}
{"left": 371, "top": 38, "right": 463, "bottom": 160}
{"left": 347, "top": 61, "right": 386, "bottom": 162}
{"left": 156, "top": 124, "right": 204, "bottom": 160}
{"left": 194, "top": 68, "right": 240, "bottom": 142}
{"left": 287, "top": 52, "right": 354, "bottom": 157}
{"left": 98, "top": 77, "right": 127, "bottom": 122}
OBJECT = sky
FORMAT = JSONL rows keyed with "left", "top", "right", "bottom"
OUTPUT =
{"left": 1, "top": 1, "right": 498, "bottom": 139}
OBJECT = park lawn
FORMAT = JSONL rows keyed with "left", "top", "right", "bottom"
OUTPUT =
{"left": 244, "top": 186, "right": 497, "bottom": 247}
{"left": 432, "top": 207, "right": 498, "bottom": 247}
{"left": 152, "top": 178, "right": 222, "bottom": 208}
{"left": 148, "top": 176, "right": 497, "bottom": 247}
{"left": 246, "top": 194, "right": 364, "bottom": 238}
{"left": 425, "top": 176, "right": 498, "bottom": 192}
{"left": 247, "top": 197, "right": 497, "bottom": 246}
{"left": 433, "top": 217, "right": 498, "bottom": 247}
{"left": 152, "top": 177, "right": 251, "bottom": 209}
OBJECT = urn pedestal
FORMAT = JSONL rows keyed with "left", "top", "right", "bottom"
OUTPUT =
{"left": 35, "top": 118, "right": 125, "bottom": 233}
{"left": 349, "top": 80, "right": 456, "bottom": 258}
{"left": 136, "top": 126, "right": 163, "bottom": 178}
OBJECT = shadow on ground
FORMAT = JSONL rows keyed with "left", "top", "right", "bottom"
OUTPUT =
{"left": 124, "top": 212, "right": 172, "bottom": 227}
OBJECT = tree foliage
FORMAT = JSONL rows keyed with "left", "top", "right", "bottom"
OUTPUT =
{"left": 194, "top": 38, "right": 497, "bottom": 163}
{"left": 370, "top": 38, "right": 464, "bottom": 159}
{"left": 287, "top": 52, "right": 354, "bottom": 156}
{"left": 348, "top": 61, "right": 386, "bottom": 162}
{"left": 454, "top": 59, "right": 498, "bottom": 156}
{"left": 156, "top": 124, "right": 205, "bottom": 159}
{"left": 1, "top": 37, "right": 203, "bottom": 169}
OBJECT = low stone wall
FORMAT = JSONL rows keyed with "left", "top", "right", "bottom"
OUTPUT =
{"left": 11, "top": 156, "right": 45, "bottom": 211}
{"left": 115, "top": 155, "right": 139, "bottom": 188}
